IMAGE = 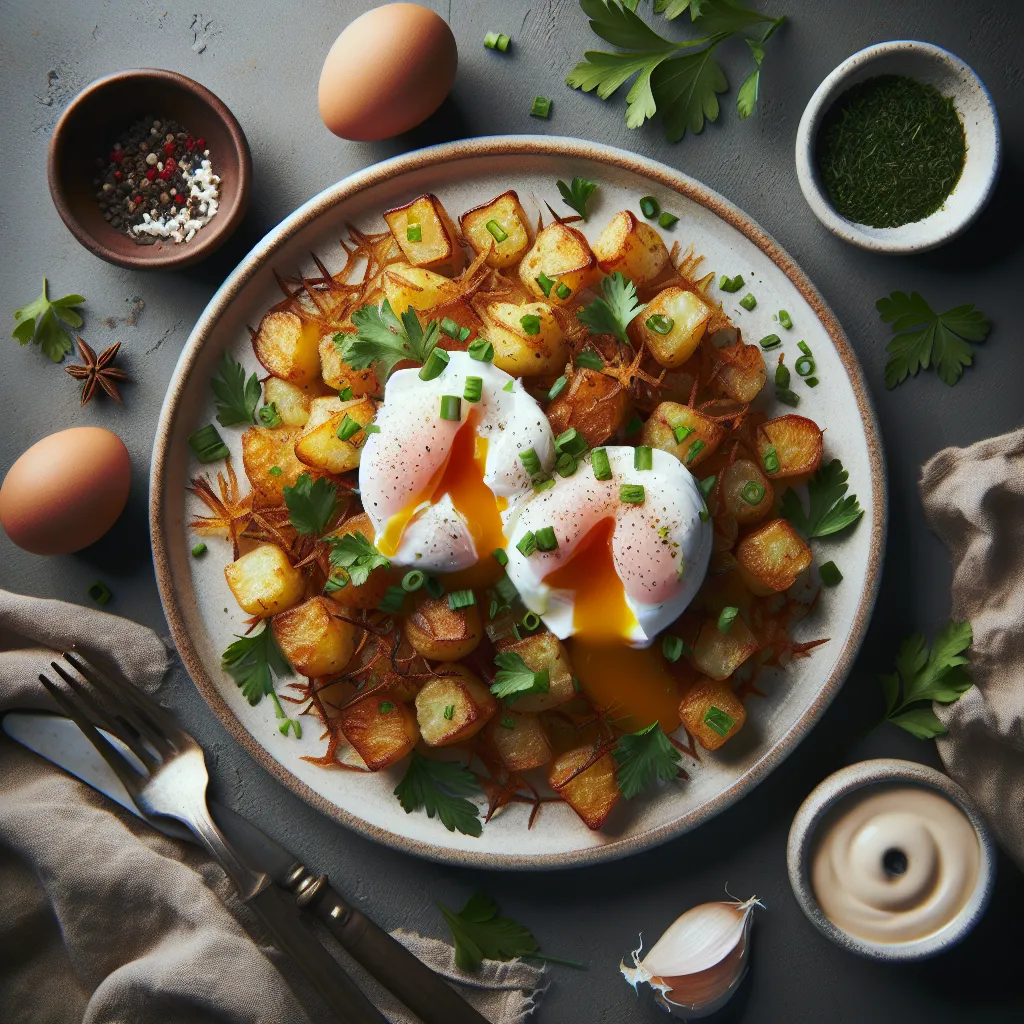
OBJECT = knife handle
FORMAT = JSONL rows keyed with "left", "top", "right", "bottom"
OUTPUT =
{"left": 287, "top": 869, "right": 491, "bottom": 1024}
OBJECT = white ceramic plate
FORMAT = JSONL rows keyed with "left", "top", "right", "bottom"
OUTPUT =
{"left": 151, "top": 137, "right": 886, "bottom": 869}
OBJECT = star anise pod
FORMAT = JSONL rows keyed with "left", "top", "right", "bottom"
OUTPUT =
{"left": 65, "top": 337, "right": 130, "bottom": 405}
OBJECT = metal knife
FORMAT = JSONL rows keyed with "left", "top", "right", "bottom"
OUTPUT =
{"left": 2, "top": 712, "right": 489, "bottom": 1024}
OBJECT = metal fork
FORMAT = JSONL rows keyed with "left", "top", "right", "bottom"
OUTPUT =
{"left": 39, "top": 650, "right": 388, "bottom": 1024}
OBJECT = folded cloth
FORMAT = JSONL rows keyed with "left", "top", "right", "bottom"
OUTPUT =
{"left": 0, "top": 589, "right": 544, "bottom": 1023}
{"left": 919, "top": 428, "right": 1024, "bottom": 871}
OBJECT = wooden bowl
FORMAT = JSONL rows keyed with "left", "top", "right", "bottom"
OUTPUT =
{"left": 47, "top": 69, "right": 251, "bottom": 271}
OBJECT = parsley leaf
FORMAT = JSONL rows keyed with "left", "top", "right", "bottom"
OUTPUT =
{"left": 439, "top": 893, "right": 540, "bottom": 972}
{"left": 221, "top": 625, "right": 291, "bottom": 705}
{"left": 578, "top": 272, "right": 645, "bottom": 342}
{"left": 283, "top": 472, "right": 339, "bottom": 536}
{"left": 613, "top": 722, "right": 682, "bottom": 798}
{"left": 876, "top": 291, "right": 990, "bottom": 389}
{"left": 326, "top": 531, "right": 390, "bottom": 589}
{"left": 490, "top": 652, "right": 550, "bottom": 701}
{"left": 12, "top": 278, "right": 84, "bottom": 362}
{"left": 880, "top": 621, "right": 973, "bottom": 739}
{"left": 780, "top": 459, "right": 863, "bottom": 539}
{"left": 212, "top": 352, "right": 261, "bottom": 426}
{"left": 394, "top": 751, "right": 482, "bottom": 836}
{"left": 340, "top": 301, "right": 441, "bottom": 381}
{"left": 556, "top": 177, "right": 599, "bottom": 220}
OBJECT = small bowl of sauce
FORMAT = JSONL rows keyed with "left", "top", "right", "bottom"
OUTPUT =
{"left": 787, "top": 759, "right": 995, "bottom": 961}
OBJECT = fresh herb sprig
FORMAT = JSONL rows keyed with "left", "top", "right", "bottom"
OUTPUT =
{"left": 876, "top": 291, "right": 990, "bottom": 389}
{"left": 212, "top": 352, "right": 261, "bottom": 426}
{"left": 578, "top": 272, "right": 645, "bottom": 342}
{"left": 341, "top": 301, "right": 441, "bottom": 381}
{"left": 283, "top": 472, "right": 339, "bottom": 536}
{"left": 326, "top": 531, "right": 390, "bottom": 591}
{"left": 879, "top": 621, "right": 973, "bottom": 739}
{"left": 221, "top": 625, "right": 302, "bottom": 737}
{"left": 613, "top": 722, "right": 682, "bottom": 798}
{"left": 780, "top": 459, "right": 863, "bottom": 539}
{"left": 394, "top": 751, "right": 482, "bottom": 836}
{"left": 490, "top": 652, "right": 550, "bottom": 701}
{"left": 557, "top": 176, "right": 599, "bottom": 219}
{"left": 12, "top": 279, "right": 84, "bottom": 362}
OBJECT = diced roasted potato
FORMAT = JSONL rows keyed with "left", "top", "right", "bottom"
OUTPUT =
{"left": 320, "top": 330, "right": 380, "bottom": 395}
{"left": 252, "top": 310, "right": 322, "bottom": 387}
{"left": 708, "top": 342, "right": 767, "bottom": 403}
{"left": 338, "top": 695, "right": 420, "bottom": 770}
{"left": 679, "top": 676, "right": 746, "bottom": 751}
{"left": 224, "top": 544, "right": 304, "bottom": 617}
{"left": 691, "top": 614, "right": 759, "bottom": 681}
{"left": 481, "top": 301, "right": 567, "bottom": 376}
{"left": 485, "top": 711, "right": 552, "bottom": 773}
{"left": 735, "top": 518, "right": 813, "bottom": 595}
{"left": 383, "top": 264, "right": 463, "bottom": 313}
{"left": 294, "top": 396, "right": 376, "bottom": 474}
{"left": 460, "top": 190, "right": 533, "bottom": 269}
{"left": 548, "top": 746, "right": 620, "bottom": 830}
{"left": 415, "top": 664, "right": 497, "bottom": 746}
{"left": 547, "top": 367, "right": 630, "bottom": 447}
{"left": 272, "top": 597, "right": 358, "bottom": 676}
{"left": 384, "top": 194, "right": 465, "bottom": 276}
{"left": 263, "top": 377, "right": 314, "bottom": 427}
{"left": 518, "top": 223, "right": 599, "bottom": 306}
{"left": 592, "top": 211, "right": 670, "bottom": 285}
{"left": 500, "top": 631, "right": 576, "bottom": 713}
{"left": 640, "top": 401, "right": 724, "bottom": 468}
{"left": 720, "top": 458, "right": 774, "bottom": 524}
{"left": 404, "top": 594, "right": 483, "bottom": 662}
{"left": 634, "top": 287, "right": 713, "bottom": 368}
{"left": 325, "top": 512, "right": 391, "bottom": 609}
{"left": 241, "top": 426, "right": 312, "bottom": 504}
{"left": 755, "top": 415, "right": 824, "bottom": 478}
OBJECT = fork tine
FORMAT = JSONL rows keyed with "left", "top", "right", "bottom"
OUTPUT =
{"left": 38, "top": 672, "right": 146, "bottom": 798}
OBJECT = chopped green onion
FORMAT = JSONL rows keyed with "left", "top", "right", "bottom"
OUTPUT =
{"left": 521, "top": 611, "right": 541, "bottom": 631}
{"left": 798, "top": 340, "right": 812, "bottom": 356}
{"left": 364, "top": 423, "right": 380, "bottom": 434}
{"left": 503, "top": 379, "right": 515, "bottom": 392}
{"left": 468, "top": 337, "right": 494, "bottom": 362}
{"left": 425, "top": 575, "right": 445, "bottom": 598}
{"left": 556, "top": 452, "right": 577, "bottom": 477}
{"left": 500, "top": 716, "right": 516, "bottom": 729}
{"left": 259, "top": 402, "right": 282, "bottom": 428}
{"left": 336, "top": 414, "right": 362, "bottom": 442}
{"left": 533, "top": 475, "right": 555, "bottom": 493}
{"left": 717, "top": 606, "right": 739, "bottom": 633}
{"left": 484, "top": 31, "right": 511, "bottom": 51}
{"left": 555, "top": 282, "right": 572, "bottom": 300}
{"left": 379, "top": 587, "right": 406, "bottom": 614}
{"left": 188, "top": 424, "right": 230, "bottom": 464}
{"left": 759, "top": 333, "right": 782, "bottom": 350}
{"left": 634, "top": 445, "right": 653, "bottom": 471}
{"left": 699, "top": 508, "right": 710, "bottom": 522}
{"left": 191, "top": 542, "right": 207, "bottom": 558}
{"left": 547, "top": 375, "right": 567, "bottom": 400}
{"left": 493, "top": 575, "right": 518, "bottom": 604}
{"left": 519, "top": 447, "right": 541, "bottom": 474}
{"left": 339, "top": 386, "right": 354, "bottom": 401}
{"left": 401, "top": 570, "right": 425, "bottom": 592}
{"left": 530, "top": 96, "right": 551, "bottom": 118}
{"left": 464, "top": 376, "right": 483, "bottom": 403}
{"left": 673, "top": 424, "right": 695, "bottom": 445}
{"left": 776, "top": 388, "right": 801, "bottom": 407}
{"left": 819, "top": 561, "right": 843, "bottom": 586}
{"left": 448, "top": 589, "right": 476, "bottom": 610}
{"left": 419, "top": 347, "right": 450, "bottom": 381}
{"left": 763, "top": 444, "right": 780, "bottom": 474}
{"left": 795, "top": 355, "right": 815, "bottom": 377}
{"left": 379, "top": 701, "right": 395, "bottom": 714}
{"left": 575, "top": 349, "right": 603, "bottom": 370}
{"left": 779, "top": 310, "right": 793, "bottom": 329}
{"left": 492, "top": 550, "right": 509, "bottom": 570}
{"left": 406, "top": 224, "right": 422, "bottom": 243}
{"left": 662, "top": 635, "right": 685, "bottom": 662}
{"left": 440, "top": 317, "right": 461, "bottom": 339}
{"left": 555, "top": 428, "right": 587, "bottom": 456}
{"left": 624, "top": 413, "right": 643, "bottom": 435}
{"left": 686, "top": 439, "right": 706, "bottom": 464}
{"left": 535, "top": 526, "right": 558, "bottom": 551}
{"left": 658, "top": 211, "right": 679, "bottom": 229}
{"left": 805, "top": 376, "right": 820, "bottom": 388}
{"left": 440, "top": 395, "right": 462, "bottom": 421}
{"left": 619, "top": 484, "right": 645, "bottom": 504}
{"left": 719, "top": 274, "right": 745, "bottom": 293}
{"left": 739, "top": 293, "right": 757, "bottom": 311}
{"left": 639, "top": 196, "right": 660, "bottom": 219}
{"left": 775, "top": 362, "right": 791, "bottom": 389}
{"left": 520, "top": 314, "right": 541, "bottom": 336}
{"left": 443, "top": 704, "right": 455, "bottom": 720}
{"left": 486, "top": 219, "right": 508, "bottom": 242}
{"left": 699, "top": 474, "right": 716, "bottom": 498}
{"left": 269, "top": 466, "right": 283, "bottom": 477}
{"left": 740, "top": 480, "right": 766, "bottom": 505}
{"left": 535, "top": 272, "right": 556, "bottom": 297}
{"left": 646, "top": 314, "right": 674, "bottom": 335}
{"left": 517, "top": 531, "right": 537, "bottom": 557}
{"left": 704, "top": 705, "right": 735, "bottom": 737}
{"left": 591, "top": 447, "right": 611, "bottom": 480}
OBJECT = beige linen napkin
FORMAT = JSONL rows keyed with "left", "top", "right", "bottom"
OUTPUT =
{"left": 0, "top": 589, "right": 544, "bottom": 1023}
{"left": 919, "top": 427, "right": 1024, "bottom": 871}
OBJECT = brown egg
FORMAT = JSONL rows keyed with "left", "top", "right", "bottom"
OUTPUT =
{"left": 318, "top": 3, "right": 457, "bottom": 141}
{"left": 0, "top": 427, "right": 131, "bottom": 555}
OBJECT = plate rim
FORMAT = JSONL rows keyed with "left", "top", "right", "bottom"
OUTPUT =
{"left": 150, "top": 135, "right": 888, "bottom": 871}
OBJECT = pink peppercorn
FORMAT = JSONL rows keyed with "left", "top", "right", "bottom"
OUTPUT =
{"left": 175, "top": 194, "right": 186, "bottom": 205}
{"left": 110, "top": 150, "right": 124, "bottom": 164}
{"left": 145, "top": 168, "right": 157, "bottom": 181}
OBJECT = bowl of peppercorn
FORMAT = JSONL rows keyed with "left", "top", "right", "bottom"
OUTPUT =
{"left": 795, "top": 41, "right": 1000, "bottom": 253}
{"left": 48, "top": 69, "right": 252, "bottom": 270}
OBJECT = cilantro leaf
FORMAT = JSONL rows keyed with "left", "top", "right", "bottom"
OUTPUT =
{"left": 341, "top": 301, "right": 440, "bottom": 380}
{"left": 326, "top": 531, "right": 390, "bottom": 590}
{"left": 221, "top": 625, "right": 291, "bottom": 705}
{"left": 578, "top": 272, "right": 645, "bottom": 342}
{"left": 439, "top": 893, "right": 539, "bottom": 972}
{"left": 283, "top": 472, "right": 339, "bottom": 536}
{"left": 212, "top": 352, "right": 261, "bottom": 426}
{"left": 876, "top": 291, "right": 990, "bottom": 389}
{"left": 613, "top": 722, "right": 682, "bottom": 798}
{"left": 490, "top": 652, "right": 550, "bottom": 701}
{"left": 780, "top": 459, "right": 863, "bottom": 540}
{"left": 879, "top": 621, "right": 973, "bottom": 739}
{"left": 12, "top": 278, "right": 84, "bottom": 361}
{"left": 556, "top": 177, "right": 599, "bottom": 220}
{"left": 394, "top": 751, "right": 482, "bottom": 836}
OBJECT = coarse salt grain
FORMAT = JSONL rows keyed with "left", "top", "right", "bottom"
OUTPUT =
{"left": 131, "top": 159, "right": 221, "bottom": 244}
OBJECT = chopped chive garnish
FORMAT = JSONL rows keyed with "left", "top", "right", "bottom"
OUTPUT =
{"left": 575, "top": 349, "right": 603, "bottom": 370}
{"left": 805, "top": 376, "right": 820, "bottom": 388}
{"left": 448, "top": 588, "right": 476, "bottom": 610}
{"left": 530, "top": 96, "right": 551, "bottom": 118}
{"left": 443, "top": 704, "right": 455, "bottom": 720}
{"left": 795, "top": 355, "right": 815, "bottom": 377}
{"left": 484, "top": 31, "right": 510, "bottom": 51}
{"left": 379, "top": 701, "right": 395, "bottom": 714}
{"left": 486, "top": 219, "right": 508, "bottom": 242}
{"left": 339, "top": 386, "right": 354, "bottom": 401}
{"left": 739, "top": 293, "right": 757, "bottom": 311}
{"left": 493, "top": 575, "right": 517, "bottom": 604}
{"left": 401, "top": 570, "right": 425, "bottom": 592}
{"left": 440, "top": 395, "right": 462, "bottom": 420}
{"left": 269, "top": 466, "right": 283, "bottom": 476}
{"left": 658, "top": 211, "right": 679, "bottom": 229}
{"left": 619, "top": 484, "right": 645, "bottom": 504}
{"left": 500, "top": 716, "right": 516, "bottom": 729}
{"left": 535, "top": 526, "right": 558, "bottom": 551}
{"left": 699, "top": 474, "right": 717, "bottom": 498}
{"left": 555, "top": 282, "right": 572, "bottom": 300}
{"left": 591, "top": 447, "right": 611, "bottom": 480}
{"left": 533, "top": 475, "right": 555, "bottom": 493}
{"left": 191, "top": 542, "right": 207, "bottom": 557}
{"left": 188, "top": 424, "right": 230, "bottom": 464}
{"left": 519, "top": 447, "right": 541, "bottom": 474}
{"left": 364, "top": 423, "right": 380, "bottom": 434}
{"left": 556, "top": 452, "right": 577, "bottom": 477}
{"left": 686, "top": 439, "right": 706, "bottom": 463}
{"left": 521, "top": 611, "right": 541, "bottom": 631}
{"left": 548, "top": 375, "right": 567, "bottom": 400}
{"left": 819, "top": 561, "right": 843, "bottom": 586}
{"left": 503, "top": 379, "right": 515, "bottom": 392}
{"left": 646, "top": 314, "right": 674, "bottom": 335}
{"left": 493, "top": 548, "right": 509, "bottom": 566}
{"left": 798, "top": 340, "right": 812, "bottom": 356}
{"left": 704, "top": 705, "right": 736, "bottom": 737}
{"left": 464, "top": 376, "right": 483, "bottom": 403}
{"left": 460, "top": 326, "right": 471, "bottom": 341}
{"left": 379, "top": 586, "right": 406, "bottom": 614}
{"left": 468, "top": 336, "right": 494, "bottom": 362}
{"left": 776, "top": 388, "right": 801, "bottom": 407}
{"left": 259, "top": 402, "right": 282, "bottom": 428}
{"left": 634, "top": 445, "right": 653, "bottom": 471}
{"left": 520, "top": 314, "right": 541, "bottom": 336}
{"left": 336, "top": 414, "right": 362, "bottom": 442}
{"left": 662, "top": 635, "right": 685, "bottom": 662}
{"left": 535, "top": 272, "right": 556, "bottom": 297}
{"left": 419, "top": 347, "right": 450, "bottom": 381}
{"left": 699, "top": 508, "right": 710, "bottom": 522}
{"left": 719, "top": 274, "right": 745, "bottom": 293}
{"left": 775, "top": 362, "right": 791, "bottom": 388}
{"left": 779, "top": 310, "right": 793, "bottom": 329}
{"left": 673, "top": 424, "right": 695, "bottom": 445}
{"left": 639, "top": 196, "right": 660, "bottom": 219}
{"left": 555, "top": 428, "right": 587, "bottom": 456}
{"left": 740, "top": 480, "right": 766, "bottom": 505}
{"left": 759, "top": 333, "right": 782, "bottom": 350}
{"left": 624, "top": 413, "right": 643, "bottom": 435}
{"left": 440, "top": 317, "right": 461, "bottom": 339}
{"left": 517, "top": 531, "right": 537, "bottom": 556}
{"left": 406, "top": 224, "right": 422, "bottom": 242}
{"left": 763, "top": 444, "right": 780, "bottom": 474}
{"left": 717, "top": 606, "right": 739, "bottom": 633}
{"left": 425, "top": 575, "right": 445, "bottom": 598}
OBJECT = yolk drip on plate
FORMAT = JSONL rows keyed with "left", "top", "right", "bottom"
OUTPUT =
{"left": 375, "top": 412, "right": 506, "bottom": 587}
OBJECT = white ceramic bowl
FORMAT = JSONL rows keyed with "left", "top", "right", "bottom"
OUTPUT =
{"left": 796, "top": 41, "right": 1000, "bottom": 253}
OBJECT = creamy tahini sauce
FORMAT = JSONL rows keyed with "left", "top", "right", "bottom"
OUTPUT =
{"left": 811, "top": 786, "right": 980, "bottom": 944}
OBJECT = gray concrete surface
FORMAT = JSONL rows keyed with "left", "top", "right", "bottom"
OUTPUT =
{"left": 2, "top": 1, "right": 1023, "bottom": 1021}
